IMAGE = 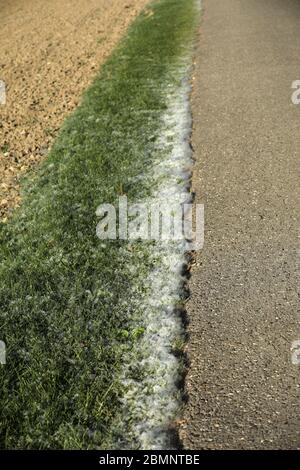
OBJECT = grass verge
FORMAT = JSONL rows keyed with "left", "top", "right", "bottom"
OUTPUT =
{"left": 0, "top": 0, "right": 199, "bottom": 449}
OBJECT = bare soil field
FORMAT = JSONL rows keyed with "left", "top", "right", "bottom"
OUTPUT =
{"left": 0, "top": 0, "right": 148, "bottom": 220}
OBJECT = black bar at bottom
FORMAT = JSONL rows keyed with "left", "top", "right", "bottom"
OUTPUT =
{"left": 0, "top": 450, "right": 298, "bottom": 467}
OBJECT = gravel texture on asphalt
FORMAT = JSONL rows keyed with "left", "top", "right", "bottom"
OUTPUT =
{"left": 180, "top": 0, "right": 300, "bottom": 450}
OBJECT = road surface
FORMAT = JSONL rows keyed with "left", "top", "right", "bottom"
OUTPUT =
{"left": 181, "top": 0, "right": 300, "bottom": 449}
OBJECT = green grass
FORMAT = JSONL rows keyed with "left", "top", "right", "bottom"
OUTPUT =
{"left": 0, "top": 0, "right": 198, "bottom": 449}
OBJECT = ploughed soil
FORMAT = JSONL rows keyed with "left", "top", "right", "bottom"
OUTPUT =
{"left": 0, "top": 0, "right": 148, "bottom": 220}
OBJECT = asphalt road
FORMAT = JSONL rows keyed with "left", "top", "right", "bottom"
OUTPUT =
{"left": 180, "top": 0, "right": 300, "bottom": 449}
